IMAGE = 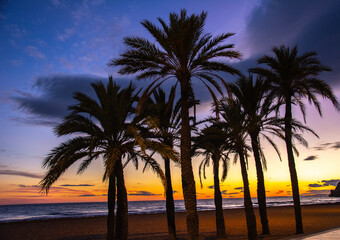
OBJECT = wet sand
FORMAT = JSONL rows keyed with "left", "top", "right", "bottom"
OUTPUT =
{"left": 1, "top": 203, "right": 340, "bottom": 239}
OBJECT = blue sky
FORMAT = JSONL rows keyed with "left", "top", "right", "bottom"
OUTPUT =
{"left": 1, "top": 0, "right": 340, "bottom": 204}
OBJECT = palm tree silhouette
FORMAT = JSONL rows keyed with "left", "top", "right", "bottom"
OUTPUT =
{"left": 250, "top": 45, "right": 340, "bottom": 234}
{"left": 229, "top": 74, "right": 283, "bottom": 235}
{"left": 193, "top": 124, "right": 230, "bottom": 239}
{"left": 217, "top": 99, "right": 258, "bottom": 240}
{"left": 110, "top": 9, "right": 241, "bottom": 239}
{"left": 144, "top": 86, "right": 181, "bottom": 240}
{"left": 40, "top": 78, "right": 173, "bottom": 240}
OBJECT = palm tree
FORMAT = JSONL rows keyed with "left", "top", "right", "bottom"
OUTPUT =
{"left": 217, "top": 99, "right": 258, "bottom": 240}
{"left": 110, "top": 9, "right": 241, "bottom": 239}
{"left": 193, "top": 124, "right": 230, "bottom": 239}
{"left": 229, "top": 75, "right": 282, "bottom": 235}
{"left": 143, "top": 86, "right": 181, "bottom": 240}
{"left": 40, "top": 78, "right": 172, "bottom": 240}
{"left": 250, "top": 45, "right": 340, "bottom": 234}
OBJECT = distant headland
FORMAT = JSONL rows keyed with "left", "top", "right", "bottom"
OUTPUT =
{"left": 330, "top": 182, "right": 340, "bottom": 197}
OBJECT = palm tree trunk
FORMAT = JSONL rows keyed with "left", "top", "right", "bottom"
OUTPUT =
{"left": 250, "top": 133, "right": 270, "bottom": 235}
{"left": 164, "top": 157, "right": 177, "bottom": 240}
{"left": 284, "top": 99, "right": 303, "bottom": 234}
{"left": 239, "top": 150, "right": 257, "bottom": 240}
{"left": 115, "top": 160, "right": 128, "bottom": 240}
{"left": 213, "top": 156, "right": 226, "bottom": 239}
{"left": 180, "top": 79, "right": 199, "bottom": 240}
{"left": 107, "top": 172, "right": 116, "bottom": 240}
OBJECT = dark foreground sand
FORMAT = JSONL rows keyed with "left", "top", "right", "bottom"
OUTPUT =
{"left": 1, "top": 203, "right": 340, "bottom": 240}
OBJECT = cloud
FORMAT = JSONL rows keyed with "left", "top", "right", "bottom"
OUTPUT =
{"left": 60, "top": 184, "right": 94, "bottom": 187}
{"left": 5, "top": 24, "right": 26, "bottom": 38}
{"left": 11, "top": 74, "right": 104, "bottom": 124}
{"left": 304, "top": 155, "right": 318, "bottom": 161}
{"left": 275, "top": 190, "right": 284, "bottom": 194}
{"left": 50, "top": 0, "right": 60, "bottom": 7}
{"left": 234, "top": 187, "right": 243, "bottom": 190}
{"left": 59, "top": 57, "right": 74, "bottom": 70}
{"left": 303, "top": 189, "right": 330, "bottom": 196}
{"left": 240, "top": 0, "right": 340, "bottom": 86}
{"left": 57, "top": 28, "right": 75, "bottom": 41}
{"left": 313, "top": 141, "right": 340, "bottom": 151}
{"left": 221, "top": 190, "right": 227, "bottom": 195}
{"left": 0, "top": 169, "right": 43, "bottom": 179}
{"left": 227, "top": 192, "right": 239, "bottom": 195}
{"left": 207, "top": 185, "right": 214, "bottom": 189}
{"left": 331, "top": 142, "right": 340, "bottom": 150}
{"left": 321, "top": 179, "right": 340, "bottom": 187}
{"left": 308, "top": 183, "right": 323, "bottom": 188}
{"left": 25, "top": 45, "right": 45, "bottom": 59}
{"left": 308, "top": 179, "right": 340, "bottom": 189}
{"left": 128, "top": 191, "right": 161, "bottom": 196}
{"left": 10, "top": 184, "right": 98, "bottom": 197}
{"left": 10, "top": 59, "right": 23, "bottom": 67}
{"left": 11, "top": 74, "right": 152, "bottom": 125}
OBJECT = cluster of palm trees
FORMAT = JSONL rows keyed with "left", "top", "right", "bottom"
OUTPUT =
{"left": 40, "top": 9, "right": 339, "bottom": 240}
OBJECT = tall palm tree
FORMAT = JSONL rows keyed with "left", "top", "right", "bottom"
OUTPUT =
{"left": 229, "top": 75, "right": 282, "bottom": 235}
{"left": 143, "top": 86, "right": 181, "bottom": 240}
{"left": 250, "top": 45, "right": 340, "bottom": 234}
{"left": 40, "top": 78, "right": 173, "bottom": 240}
{"left": 217, "top": 99, "right": 258, "bottom": 240}
{"left": 193, "top": 124, "right": 230, "bottom": 239}
{"left": 110, "top": 9, "right": 241, "bottom": 239}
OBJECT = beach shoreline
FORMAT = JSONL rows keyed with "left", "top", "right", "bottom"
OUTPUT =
{"left": 1, "top": 203, "right": 340, "bottom": 239}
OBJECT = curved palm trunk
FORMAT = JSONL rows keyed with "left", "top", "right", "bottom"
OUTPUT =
{"left": 250, "top": 133, "right": 270, "bottom": 235}
{"left": 107, "top": 172, "right": 116, "bottom": 240}
{"left": 212, "top": 156, "right": 226, "bottom": 239}
{"left": 239, "top": 149, "right": 257, "bottom": 240}
{"left": 284, "top": 99, "right": 303, "bottom": 234}
{"left": 164, "top": 157, "right": 177, "bottom": 240}
{"left": 115, "top": 161, "right": 128, "bottom": 240}
{"left": 180, "top": 79, "right": 199, "bottom": 240}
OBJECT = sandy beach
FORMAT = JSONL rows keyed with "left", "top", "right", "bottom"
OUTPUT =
{"left": 0, "top": 203, "right": 339, "bottom": 240}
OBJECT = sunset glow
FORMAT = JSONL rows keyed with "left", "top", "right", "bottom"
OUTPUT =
{"left": 1, "top": 0, "right": 340, "bottom": 206}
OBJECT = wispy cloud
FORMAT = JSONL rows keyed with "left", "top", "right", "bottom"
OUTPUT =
{"left": 5, "top": 24, "right": 26, "bottom": 38}
{"left": 10, "top": 59, "right": 23, "bottom": 67}
{"left": 312, "top": 141, "right": 340, "bottom": 151}
{"left": 60, "top": 184, "right": 94, "bottom": 187}
{"left": 0, "top": 169, "right": 43, "bottom": 179}
{"left": 308, "top": 183, "right": 324, "bottom": 188}
{"left": 234, "top": 187, "right": 243, "bottom": 190}
{"left": 50, "top": 0, "right": 60, "bottom": 7}
{"left": 303, "top": 189, "right": 330, "bottom": 196}
{"left": 227, "top": 192, "right": 239, "bottom": 195}
{"left": 15, "top": 184, "right": 97, "bottom": 197}
{"left": 57, "top": 28, "right": 75, "bottom": 41}
{"left": 25, "top": 45, "right": 45, "bottom": 59}
{"left": 128, "top": 191, "right": 161, "bottom": 196}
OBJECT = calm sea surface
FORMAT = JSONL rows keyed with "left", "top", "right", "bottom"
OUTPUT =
{"left": 0, "top": 195, "right": 339, "bottom": 222}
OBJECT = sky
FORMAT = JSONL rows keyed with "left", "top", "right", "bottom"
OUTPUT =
{"left": 0, "top": 0, "right": 340, "bottom": 205}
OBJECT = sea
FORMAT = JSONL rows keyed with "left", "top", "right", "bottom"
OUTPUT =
{"left": 1, "top": 195, "right": 339, "bottom": 222}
